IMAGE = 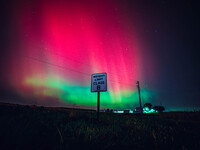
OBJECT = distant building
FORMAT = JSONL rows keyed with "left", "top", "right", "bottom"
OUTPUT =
{"left": 133, "top": 107, "right": 143, "bottom": 113}
{"left": 124, "top": 110, "right": 130, "bottom": 113}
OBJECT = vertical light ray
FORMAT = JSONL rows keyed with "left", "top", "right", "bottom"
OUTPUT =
{"left": 4, "top": 0, "right": 156, "bottom": 109}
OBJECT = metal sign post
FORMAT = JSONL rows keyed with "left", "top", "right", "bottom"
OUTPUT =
{"left": 97, "top": 92, "right": 100, "bottom": 121}
{"left": 91, "top": 73, "right": 107, "bottom": 121}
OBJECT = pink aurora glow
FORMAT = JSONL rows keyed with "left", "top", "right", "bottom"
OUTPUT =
{"left": 4, "top": 0, "right": 155, "bottom": 108}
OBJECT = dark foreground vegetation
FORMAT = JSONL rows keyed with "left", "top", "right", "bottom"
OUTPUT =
{"left": 0, "top": 103, "right": 200, "bottom": 150}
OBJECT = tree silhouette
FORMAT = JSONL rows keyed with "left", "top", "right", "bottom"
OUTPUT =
{"left": 144, "top": 103, "right": 152, "bottom": 110}
{"left": 153, "top": 106, "right": 165, "bottom": 112}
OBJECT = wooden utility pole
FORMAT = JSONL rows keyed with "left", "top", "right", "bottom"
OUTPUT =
{"left": 136, "top": 81, "right": 142, "bottom": 114}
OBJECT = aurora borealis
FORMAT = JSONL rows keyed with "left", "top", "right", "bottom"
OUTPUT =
{"left": 0, "top": 0, "right": 199, "bottom": 111}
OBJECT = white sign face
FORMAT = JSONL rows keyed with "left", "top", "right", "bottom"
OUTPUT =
{"left": 91, "top": 73, "right": 107, "bottom": 92}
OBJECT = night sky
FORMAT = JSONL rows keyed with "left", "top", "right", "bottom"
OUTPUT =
{"left": 0, "top": 0, "right": 199, "bottom": 111}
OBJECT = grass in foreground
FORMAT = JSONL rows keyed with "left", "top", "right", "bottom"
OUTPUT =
{"left": 0, "top": 103, "right": 200, "bottom": 150}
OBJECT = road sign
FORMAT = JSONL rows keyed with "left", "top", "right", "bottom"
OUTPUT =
{"left": 91, "top": 73, "right": 107, "bottom": 92}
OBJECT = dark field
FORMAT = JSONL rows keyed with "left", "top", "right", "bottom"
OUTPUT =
{"left": 0, "top": 103, "right": 200, "bottom": 150}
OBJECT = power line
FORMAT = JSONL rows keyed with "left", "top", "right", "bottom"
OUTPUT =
{"left": 37, "top": 50, "right": 136, "bottom": 81}
{"left": 18, "top": 54, "right": 136, "bottom": 87}
{"left": 20, "top": 54, "right": 91, "bottom": 76}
